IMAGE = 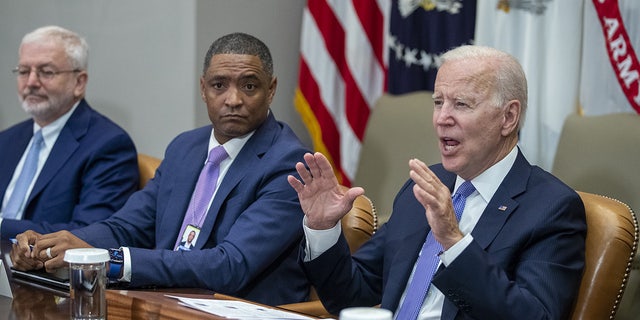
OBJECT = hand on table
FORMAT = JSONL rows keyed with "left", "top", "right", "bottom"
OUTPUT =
{"left": 11, "top": 230, "right": 93, "bottom": 272}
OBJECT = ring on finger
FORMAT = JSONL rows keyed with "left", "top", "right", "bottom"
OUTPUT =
{"left": 46, "top": 247, "right": 53, "bottom": 259}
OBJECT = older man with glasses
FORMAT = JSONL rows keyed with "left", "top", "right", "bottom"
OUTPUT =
{"left": 0, "top": 25, "right": 138, "bottom": 241}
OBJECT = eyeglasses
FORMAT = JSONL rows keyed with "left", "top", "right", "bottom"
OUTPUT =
{"left": 12, "top": 67, "right": 81, "bottom": 81}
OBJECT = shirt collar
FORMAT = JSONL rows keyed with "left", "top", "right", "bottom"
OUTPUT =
{"left": 455, "top": 146, "right": 519, "bottom": 203}
{"left": 33, "top": 101, "right": 80, "bottom": 149}
{"left": 208, "top": 129, "right": 255, "bottom": 161}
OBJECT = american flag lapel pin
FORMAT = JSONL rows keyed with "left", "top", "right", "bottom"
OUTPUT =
{"left": 498, "top": 205, "right": 507, "bottom": 211}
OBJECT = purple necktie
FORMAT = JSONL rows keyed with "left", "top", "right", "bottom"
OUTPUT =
{"left": 174, "top": 145, "right": 228, "bottom": 250}
{"left": 395, "top": 181, "right": 476, "bottom": 320}
{"left": 2, "top": 130, "right": 44, "bottom": 219}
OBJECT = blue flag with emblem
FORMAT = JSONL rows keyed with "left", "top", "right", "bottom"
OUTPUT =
{"left": 387, "top": 0, "right": 476, "bottom": 94}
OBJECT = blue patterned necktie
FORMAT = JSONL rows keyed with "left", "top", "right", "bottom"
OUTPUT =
{"left": 174, "top": 145, "right": 228, "bottom": 250}
{"left": 3, "top": 130, "right": 44, "bottom": 219}
{"left": 395, "top": 181, "right": 476, "bottom": 320}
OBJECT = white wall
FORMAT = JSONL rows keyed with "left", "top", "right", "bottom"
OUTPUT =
{"left": 0, "top": 0, "right": 310, "bottom": 158}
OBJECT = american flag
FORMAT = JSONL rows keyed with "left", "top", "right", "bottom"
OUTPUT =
{"left": 294, "top": 0, "right": 389, "bottom": 186}
{"left": 295, "top": 0, "right": 474, "bottom": 186}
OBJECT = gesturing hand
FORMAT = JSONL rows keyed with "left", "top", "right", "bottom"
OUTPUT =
{"left": 288, "top": 152, "right": 364, "bottom": 230}
{"left": 409, "top": 158, "right": 464, "bottom": 250}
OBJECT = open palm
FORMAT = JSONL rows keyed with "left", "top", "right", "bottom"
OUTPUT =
{"left": 288, "top": 152, "right": 364, "bottom": 230}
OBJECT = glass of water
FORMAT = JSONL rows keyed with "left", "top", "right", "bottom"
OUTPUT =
{"left": 64, "top": 248, "right": 109, "bottom": 320}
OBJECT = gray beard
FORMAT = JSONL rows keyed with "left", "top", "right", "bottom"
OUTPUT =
{"left": 19, "top": 93, "right": 75, "bottom": 124}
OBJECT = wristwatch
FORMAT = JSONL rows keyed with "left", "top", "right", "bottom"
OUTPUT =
{"left": 108, "top": 248, "right": 124, "bottom": 280}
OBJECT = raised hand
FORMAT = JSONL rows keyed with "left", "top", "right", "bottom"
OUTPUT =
{"left": 288, "top": 152, "right": 364, "bottom": 230}
{"left": 409, "top": 158, "right": 463, "bottom": 250}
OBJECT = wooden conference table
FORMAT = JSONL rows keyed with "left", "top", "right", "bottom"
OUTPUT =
{"left": 0, "top": 240, "right": 318, "bottom": 320}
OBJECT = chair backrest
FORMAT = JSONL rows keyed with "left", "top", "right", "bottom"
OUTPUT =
{"left": 571, "top": 191, "right": 638, "bottom": 320}
{"left": 552, "top": 113, "right": 640, "bottom": 213}
{"left": 137, "top": 154, "right": 162, "bottom": 190}
{"left": 354, "top": 91, "right": 439, "bottom": 222}
{"left": 552, "top": 113, "right": 640, "bottom": 319}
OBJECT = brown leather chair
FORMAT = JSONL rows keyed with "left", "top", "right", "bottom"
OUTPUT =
{"left": 137, "top": 153, "right": 162, "bottom": 189}
{"left": 571, "top": 191, "right": 638, "bottom": 320}
{"left": 278, "top": 189, "right": 377, "bottom": 318}
{"left": 340, "top": 186, "right": 378, "bottom": 254}
{"left": 552, "top": 113, "right": 640, "bottom": 319}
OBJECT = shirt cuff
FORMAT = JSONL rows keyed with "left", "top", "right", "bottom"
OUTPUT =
{"left": 121, "top": 247, "right": 132, "bottom": 282}
{"left": 302, "top": 216, "right": 341, "bottom": 261}
{"left": 439, "top": 233, "right": 474, "bottom": 266}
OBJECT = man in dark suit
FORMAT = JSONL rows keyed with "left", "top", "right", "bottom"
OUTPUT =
{"left": 288, "top": 45, "right": 587, "bottom": 319}
{"left": 12, "top": 32, "right": 310, "bottom": 306}
{"left": 0, "top": 25, "right": 138, "bottom": 240}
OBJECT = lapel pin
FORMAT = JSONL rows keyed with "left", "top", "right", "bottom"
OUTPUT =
{"left": 498, "top": 205, "right": 507, "bottom": 211}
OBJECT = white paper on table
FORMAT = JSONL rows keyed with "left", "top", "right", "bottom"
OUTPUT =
{"left": 0, "top": 261, "right": 13, "bottom": 299}
{"left": 166, "top": 295, "right": 316, "bottom": 319}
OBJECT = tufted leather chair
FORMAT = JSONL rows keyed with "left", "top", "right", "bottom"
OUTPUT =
{"left": 137, "top": 153, "right": 162, "bottom": 190}
{"left": 552, "top": 113, "right": 640, "bottom": 319}
{"left": 571, "top": 191, "right": 638, "bottom": 320}
{"left": 278, "top": 188, "right": 377, "bottom": 318}
{"left": 339, "top": 186, "right": 378, "bottom": 254}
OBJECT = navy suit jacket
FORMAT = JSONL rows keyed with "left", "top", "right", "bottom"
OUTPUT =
{"left": 73, "top": 112, "right": 311, "bottom": 306}
{"left": 305, "top": 150, "right": 586, "bottom": 319}
{"left": 0, "top": 99, "right": 139, "bottom": 239}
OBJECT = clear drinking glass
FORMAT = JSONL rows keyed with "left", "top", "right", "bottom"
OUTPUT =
{"left": 64, "top": 248, "right": 109, "bottom": 320}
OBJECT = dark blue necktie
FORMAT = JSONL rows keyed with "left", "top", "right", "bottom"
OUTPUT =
{"left": 395, "top": 181, "right": 476, "bottom": 320}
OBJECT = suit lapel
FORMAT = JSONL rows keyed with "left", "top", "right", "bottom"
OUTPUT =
{"left": 470, "top": 151, "right": 530, "bottom": 249}
{"left": 194, "top": 113, "right": 278, "bottom": 250}
{"left": 156, "top": 129, "right": 208, "bottom": 249}
{"left": 28, "top": 101, "right": 90, "bottom": 204}
{"left": 383, "top": 225, "right": 429, "bottom": 311}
